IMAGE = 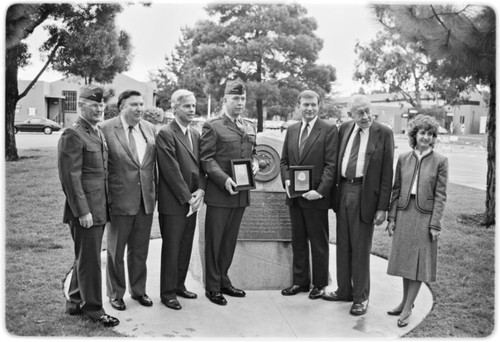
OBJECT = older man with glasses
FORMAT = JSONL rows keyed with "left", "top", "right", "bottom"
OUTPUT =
{"left": 322, "top": 94, "right": 394, "bottom": 316}
{"left": 58, "top": 84, "right": 119, "bottom": 327}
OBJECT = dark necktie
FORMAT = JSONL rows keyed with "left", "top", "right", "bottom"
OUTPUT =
{"left": 235, "top": 118, "right": 243, "bottom": 131}
{"left": 128, "top": 126, "right": 139, "bottom": 162}
{"left": 346, "top": 128, "right": 361, "bottom": 179}
{"left": 299, "top": 122, "right": 309, "bottom": 157}
{"left": 185, "top": 129, "right": 193, "bottom": 152}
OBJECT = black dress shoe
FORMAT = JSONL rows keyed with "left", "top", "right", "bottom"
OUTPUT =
{"left": 162, "top": 299, "right": 182, "bottom": 310}
{"left": 110, "top": 298, "right": 126, "bottom": 311}
{"left": 176, "top": 290, "right": 197, "bottom": 299}
{"left": 132, "top": 294, "right": 153, "bottom": 307}
{"left": 205, "top": 291, "right": 227, "bottom": 305}
{"left": 93, "top": 314, "right": 120, "bottom": 327}
{"left": 322, "top": 291, "right": 353, "bottom": 302}
{"left": 65, "top": 300, "right": 82, "bottom": 315}
{"left": 281, "top": 285, "right": 310, "bottom": 296}
{"left": 350, "top": 301, "right": 369, "bottom": 316}
{"left": 221, "top": 286, "right": 246, "bottom": 297}
{"left": 308, "top": 286, "right": 325, "bottom": 300}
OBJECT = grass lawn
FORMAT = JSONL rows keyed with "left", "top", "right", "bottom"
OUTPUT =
{"left": 4, "top": 147, "right": 495, "bottom": 337}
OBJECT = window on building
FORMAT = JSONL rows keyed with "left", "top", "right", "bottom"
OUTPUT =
{"left": 63, "top": 91, "right": 77, "bottom": 112}
{"left": 460, "top": 116, "right": 465, "bottom": 124}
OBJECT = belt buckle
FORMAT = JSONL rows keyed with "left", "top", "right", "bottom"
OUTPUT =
{"left": 346, "top": 178, "right": 355, "bottom": 184}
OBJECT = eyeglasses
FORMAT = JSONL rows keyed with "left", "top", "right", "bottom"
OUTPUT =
{"left": 355, "top": 108, "right": 370, "bottom": 116}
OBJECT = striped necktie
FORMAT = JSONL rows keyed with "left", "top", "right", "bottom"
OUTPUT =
{"left": 128, "top": 126, "right": 139, "bottom": 162}
{"left": 299, "top": 122, "right": 309, "bottom": 157}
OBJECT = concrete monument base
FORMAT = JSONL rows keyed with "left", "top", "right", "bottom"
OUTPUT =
{"left": 190, "top": 205, "right": 294, "bottom": 290}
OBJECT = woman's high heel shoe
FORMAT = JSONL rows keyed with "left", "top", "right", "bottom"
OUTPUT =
{"left": 397, "top": 310, "right": 412, "bottom": 328}
{"left": 387, "top": 308, "right": 403, "bottom": 316}
{"left": 387, "top": 304, "right": 414, "bottom": 316}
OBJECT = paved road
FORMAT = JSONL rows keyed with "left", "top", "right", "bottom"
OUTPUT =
{"left": 15, "top": 131, "right": 487, "bottom": 190}
{"left": 15, "top": 131, "right": 62, "bottom": 149}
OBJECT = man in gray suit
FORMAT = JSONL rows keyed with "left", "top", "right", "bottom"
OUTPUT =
{"left": 100, "top": 90, "right": 157, "bottom": 311}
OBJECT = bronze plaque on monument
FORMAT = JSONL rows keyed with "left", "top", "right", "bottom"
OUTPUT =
{"left": 238, "top": 191, "right": 291, "bottom": 241}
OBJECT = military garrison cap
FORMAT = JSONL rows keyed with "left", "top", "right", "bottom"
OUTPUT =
{"left": 224, "top": 78, "right": 246, "bottom": 95}
{"left": 79, "top": 84, "right": 104, "bottom": 103}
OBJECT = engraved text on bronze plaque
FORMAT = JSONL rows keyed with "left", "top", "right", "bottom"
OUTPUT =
{"left": 238, "top": 191, "right": 291, "bottom": 241}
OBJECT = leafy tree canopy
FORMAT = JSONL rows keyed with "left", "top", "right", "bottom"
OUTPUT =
{"left": 5, "top": 3, "right": 133, "bottom": 161}
{"left": 153, "top": 3, "right": 336, "bottom": 130}
{"left": 372, "top": 4, "right": 495, "bottom": 226}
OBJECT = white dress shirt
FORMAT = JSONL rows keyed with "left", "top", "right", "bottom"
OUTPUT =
{"left": 298, "top": 116, "right": 318, "bottom": 149}
{"left": 175, "top": 118, "right": 193, "bottom": 150}
{"left": 341, "top": 125, "right": 370, "bottom": 178}
{"left": 411, "top": 148, "right": 433, "bottom": 194}
{"left": 121, "top": 115, "right": 147, "bottom": 164}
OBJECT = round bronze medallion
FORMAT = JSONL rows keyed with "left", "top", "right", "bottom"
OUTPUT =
{"left": 254, "top": 144, "right": 281, "bottom": 182}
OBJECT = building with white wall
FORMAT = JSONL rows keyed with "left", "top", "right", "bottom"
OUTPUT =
{"left": 17, "top": 73, "right": 157, "bottom": 127}
{"left": 336, "top": 90, "right": 488, "bottom": 134}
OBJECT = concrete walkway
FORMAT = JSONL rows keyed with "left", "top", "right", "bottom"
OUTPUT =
{"left": 100, "top": 239, "right": 433, "bottom": 338}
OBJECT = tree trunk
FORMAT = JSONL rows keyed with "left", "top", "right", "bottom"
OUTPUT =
{"left": 256, "top": 99, "right": 263, "bottom": 133}
{"left": 5, "top": 48, "right": 20, "bottom": 161}
{"left": 256, "top": 57, "right": 263, "bottom": 132}
{"left": 483, "top": 80, "right": 495, "bottom": 226}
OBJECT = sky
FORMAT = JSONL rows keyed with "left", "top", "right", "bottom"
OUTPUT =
{"left": 14, "top": 0, "right": 384, "bottom": 96}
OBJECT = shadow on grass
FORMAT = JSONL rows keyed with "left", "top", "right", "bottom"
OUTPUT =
{"left": 8, "top": 153, "right": 42, "bottom": 161}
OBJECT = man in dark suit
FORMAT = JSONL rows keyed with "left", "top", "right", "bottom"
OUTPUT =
{"left": 280, "top": 90, "right": 338, "bottom": 300}
{"left": 58, "top": 84, "right": 119, "bottom": 327}
{"left": 322, "top": 94, "right": 394, "bottom": 316}
{"left": 156, "top": 89, "right": 206, "bottom": 310}
{"left": 200, "top": 79, "right": 257, "bottom": 306}
{"left": 100, "top": 90, "right": 157, "bottom": 311}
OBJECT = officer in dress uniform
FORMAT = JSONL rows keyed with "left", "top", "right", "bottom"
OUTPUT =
{"left": 58, "top": 84, "right": 119, "bottom": 327}
{"left": 200, "top": 79, "right": 257, "bottom": 306}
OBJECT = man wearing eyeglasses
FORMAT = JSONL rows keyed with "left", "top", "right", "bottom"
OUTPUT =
{"left": 58, "top": 84, "right": 119, "bottom": 327}
{"left": 322, "top": 94, "right": 394, "bottom": 316}
{"left": 100, "top": 90, "right": 157, "bottom": 312}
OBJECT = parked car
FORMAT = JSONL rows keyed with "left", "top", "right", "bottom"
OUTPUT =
{"left": 14, "top": 117, "right": 62, "bottom": 135}
{"left": 264, "top": 120, "right": 284, "bottom": 130}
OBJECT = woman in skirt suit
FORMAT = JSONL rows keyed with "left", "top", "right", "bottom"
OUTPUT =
{"left": 386, "top": 114, "right": 448, "bottom": 327}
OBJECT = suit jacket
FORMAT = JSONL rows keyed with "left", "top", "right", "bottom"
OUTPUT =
{"left": 334, "top": 120, "right": 394, "bottom": 223}
{"left": 99, "top": 117, "right": 157, "bottom": 216}
{"left": 156, "top": 120, "right": 206, "bottom": 215}
{"left": 280, "top": 118, "right": 338, "bottom": 210}
{"left": 58, "top": 117, "right": 109, "bottom": 226}
{"left": 200, "top": 114, "right": 257, "bottom": 208}
{"left": 388, "top": 150, "right": 448, "bottom": 230}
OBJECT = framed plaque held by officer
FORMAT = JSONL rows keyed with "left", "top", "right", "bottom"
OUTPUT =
{"left": 231, "top": 158, "right": 256, "bottom": 191}
{"left": 289, "top": 166, "right": 313, "bottom": 198}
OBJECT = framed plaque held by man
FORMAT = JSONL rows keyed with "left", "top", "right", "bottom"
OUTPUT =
{"left": 231, "top": 158, "right": 256, "bottom": 191}
{"left": 289, "top": 165, "right": 313, "bottom": 198}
